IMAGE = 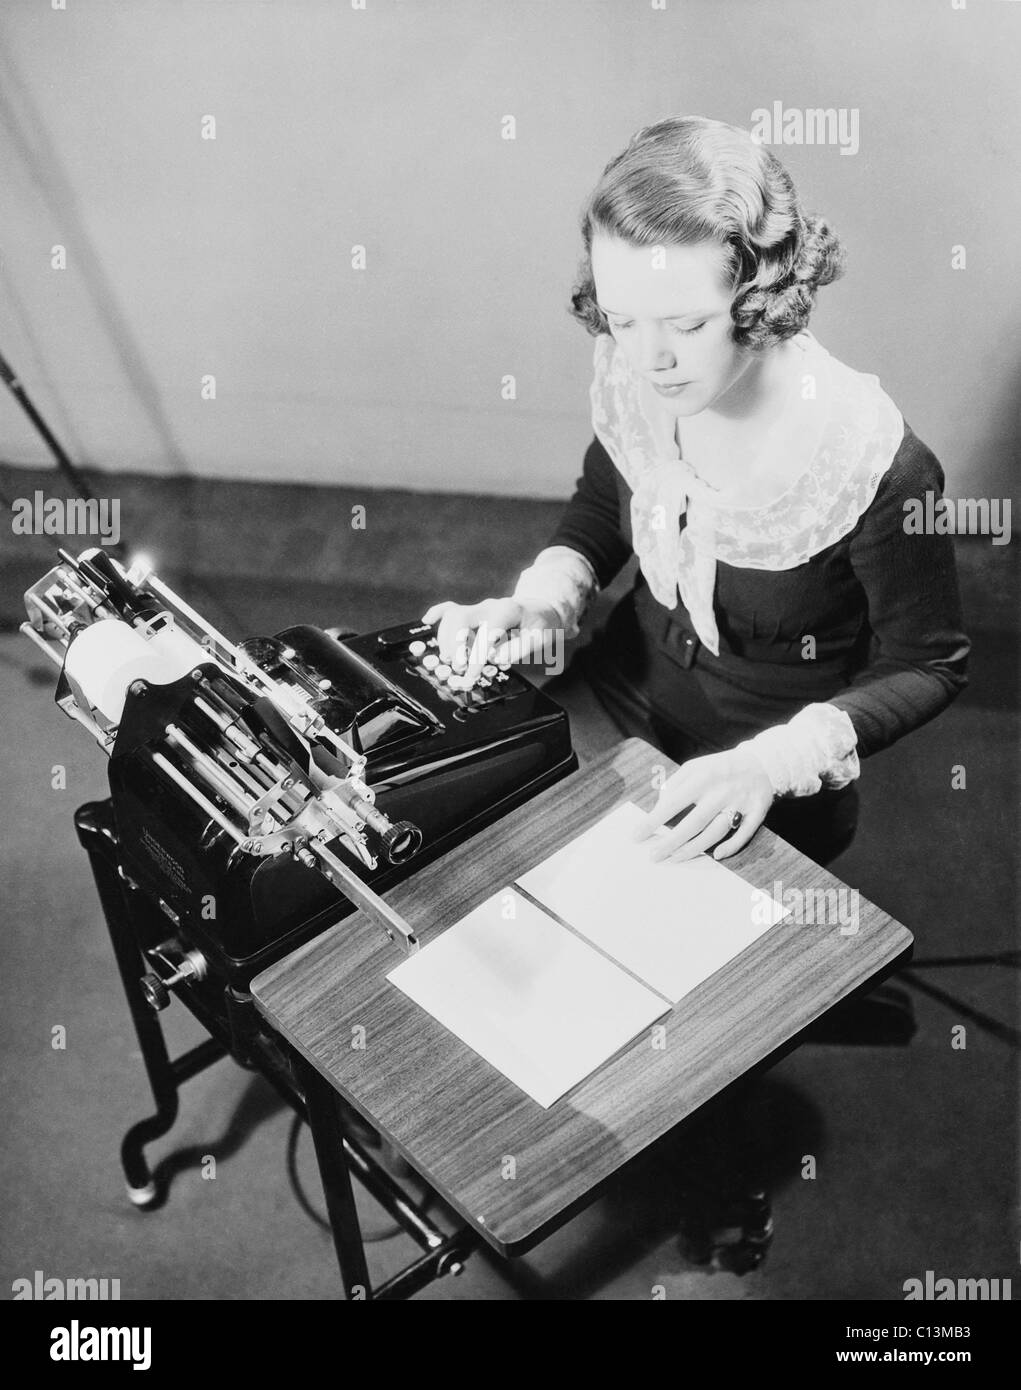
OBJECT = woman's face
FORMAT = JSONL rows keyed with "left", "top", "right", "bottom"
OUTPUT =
{"left": 590, "top": 233, "right": 755, "bottom": 418}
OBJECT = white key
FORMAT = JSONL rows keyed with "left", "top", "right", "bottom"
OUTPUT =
{"left": 408, "top": 640, "right": 427, "bottom": 657}
{"left": 435, "top": 663, "right": 452, "bottom": 679}
{"left": 422, "top": 653, "right": 439, "bottom": 670}
{"left": 482, "top": 664, "right": 498, "bottom": 678}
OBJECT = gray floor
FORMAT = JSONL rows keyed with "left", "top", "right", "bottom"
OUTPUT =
{"left": 0, "top": 466, "right": 1017, "bottom": 1300}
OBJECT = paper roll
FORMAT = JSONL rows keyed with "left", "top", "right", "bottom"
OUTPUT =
{"left": 64, "top": 617, "right": 208, "bottom": 723}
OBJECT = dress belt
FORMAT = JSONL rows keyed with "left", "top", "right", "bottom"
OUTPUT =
{"left": 658, "top": 612, "right": 854, "bottom": 690}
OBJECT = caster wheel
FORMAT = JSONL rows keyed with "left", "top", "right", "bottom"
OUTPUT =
{"left": 126, "top": 1180, "right": 158, "bottom": 1209}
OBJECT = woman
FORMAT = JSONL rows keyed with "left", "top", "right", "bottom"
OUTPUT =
{"left": 423, "top": 116, "right": 970, "bottom": 867}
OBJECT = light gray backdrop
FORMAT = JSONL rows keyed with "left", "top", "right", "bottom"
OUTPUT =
{"left": 1, "top": 0, "right": 1017, "bottom": 503}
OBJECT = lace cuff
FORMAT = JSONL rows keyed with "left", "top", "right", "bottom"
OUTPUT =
{"left": 512, "top": 546, "right": 599, "bottom": 641}
{"left": 737, "top": 703, "right": 861, "bottom": 798}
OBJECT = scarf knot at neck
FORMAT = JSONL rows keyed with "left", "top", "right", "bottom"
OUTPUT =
{"left": 630, "top": 456, "right": 722, "bottom": 653}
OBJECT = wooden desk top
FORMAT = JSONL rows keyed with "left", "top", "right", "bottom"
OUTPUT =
{"left": 251, "top": 737, "right": 912, "bottom": 1257}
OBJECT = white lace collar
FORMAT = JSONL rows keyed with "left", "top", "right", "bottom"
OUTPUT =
{"left": 589, "top": 330, "right": 904, "bottom": 656}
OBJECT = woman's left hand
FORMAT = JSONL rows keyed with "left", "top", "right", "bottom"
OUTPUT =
{"left": 633, "top": 748, "right": 775, "bottom": 862}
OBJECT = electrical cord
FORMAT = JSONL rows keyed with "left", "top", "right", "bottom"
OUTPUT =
{"left": 286, "top": 1112, "right": 439, "bottom": 1243}
{"left": 895, "top": 966, "right": 1020, "bottom": 1049}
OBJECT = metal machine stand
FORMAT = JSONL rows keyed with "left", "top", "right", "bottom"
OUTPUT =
{"left": 74, "top": 798, "right": 479, "bottom": 1300}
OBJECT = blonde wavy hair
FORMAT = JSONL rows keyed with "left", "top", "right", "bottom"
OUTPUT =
{"left": 570, "top": 115, "right": 845, "bottom": 349}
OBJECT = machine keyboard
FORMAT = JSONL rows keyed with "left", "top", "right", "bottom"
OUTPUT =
{"left": 372, "top": 621, "right": 531, "bottom": 713}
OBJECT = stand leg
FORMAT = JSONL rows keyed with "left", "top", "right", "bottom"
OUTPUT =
{"left": 76, "top": 805, "right": 181, "bottom": 1206}
{"left": 302, "top": 1059, "right": 372, "bottom": 1299}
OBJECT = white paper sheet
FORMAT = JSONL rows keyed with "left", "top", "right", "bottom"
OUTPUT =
{"left": 387, "top": 888, "right": 668, "bottom": 1109}
{"left": 516, "top": 801, "right": 788, "bottom": 1004}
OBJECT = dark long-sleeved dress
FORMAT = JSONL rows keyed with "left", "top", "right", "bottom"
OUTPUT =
{"left": 550, "top": 425, "right": 970, "bottom": 758}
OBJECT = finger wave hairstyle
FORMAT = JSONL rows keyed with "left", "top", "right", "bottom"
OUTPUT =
{"left": 570, "top": 116, "right": 846, "bottom": 350}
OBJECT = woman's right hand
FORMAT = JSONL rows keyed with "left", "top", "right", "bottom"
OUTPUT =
{"left": 420, "top": 597, "right": 559, "bottom": 684}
